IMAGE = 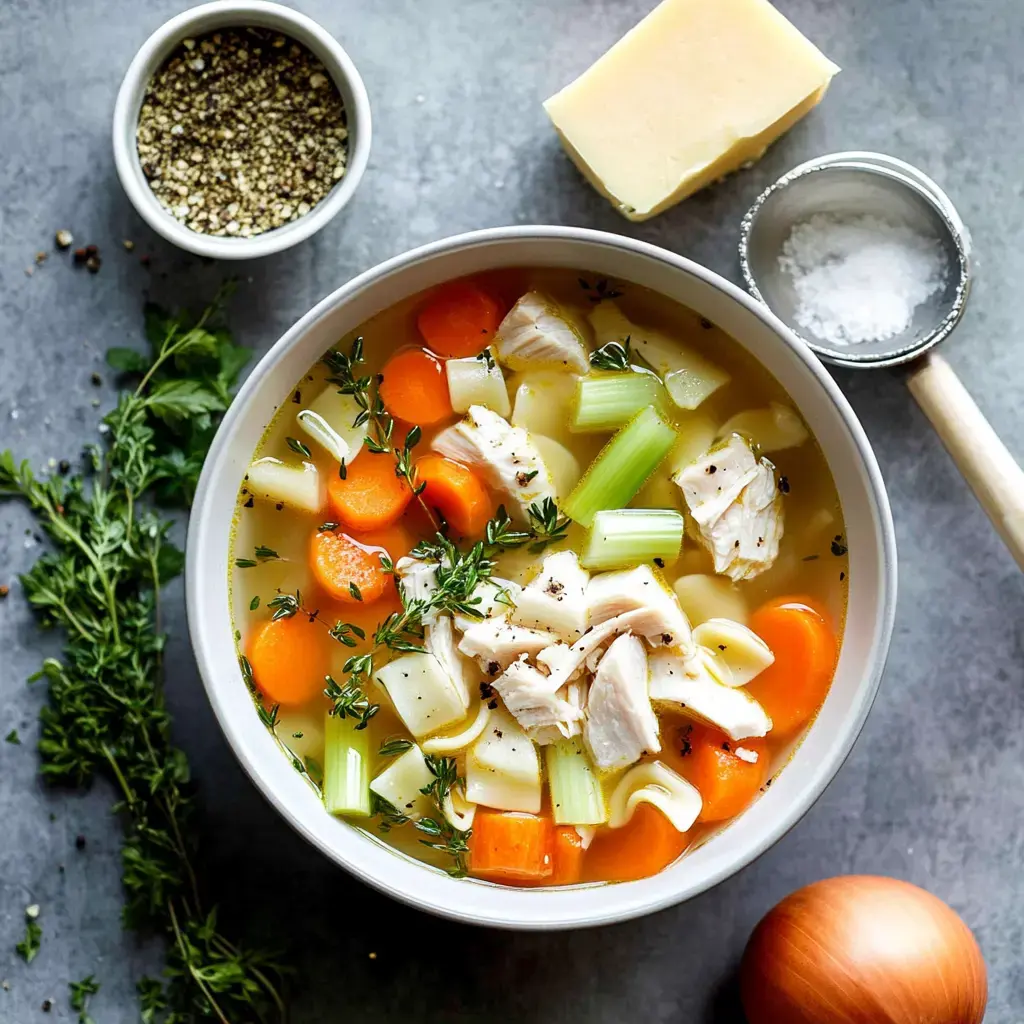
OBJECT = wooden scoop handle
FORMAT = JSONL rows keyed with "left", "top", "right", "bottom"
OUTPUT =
{"left": 906, "top": 352, "right": 1024, "bottom": 571}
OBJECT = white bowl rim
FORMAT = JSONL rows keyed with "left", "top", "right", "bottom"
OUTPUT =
{"left": 186, "top": 225, "right": 897, "bottom": 929}
{"left": 112, "top": 0, "right": 372, "bottom": 260}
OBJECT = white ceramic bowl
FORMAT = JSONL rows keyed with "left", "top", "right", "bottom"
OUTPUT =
{"left": 112, "top": 0, "right": 371, "bottom": 260}
{"left": 186, "top": 226, "right": 897, "bottom": 929}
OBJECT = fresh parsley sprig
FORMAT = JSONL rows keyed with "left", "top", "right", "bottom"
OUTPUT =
{"left": 1, "top": 296, "right": 287, "bottom": 1022}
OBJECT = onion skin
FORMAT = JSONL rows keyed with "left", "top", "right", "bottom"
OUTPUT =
{"left": 740, "top": 876, "right": 987, "bottom": 1024}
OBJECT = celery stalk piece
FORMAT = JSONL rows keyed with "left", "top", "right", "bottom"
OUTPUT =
{"left": 545, "top": 738, "right": 608, "bottom": 825}
{"left": 323, "top": 713, "right": 371, "bottom": 817}
{"left": 571, "top": 372, "right": 666, "bottom": 433}
{"left": 562, "top": 406, "right": 677, "bottom": 527}
{"left": 581, "top": 509, "right": 684, "bottom": 571}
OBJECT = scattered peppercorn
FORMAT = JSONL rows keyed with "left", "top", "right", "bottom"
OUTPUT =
{"left": 55, "top": 229, "right": 73, "bottom": 249}
{"left": 136, "top": 27, "right": 349, "bottom": 238}
{"left": 778, "top": 475, "right": 790, "bottom": 494}
{"left": 140, "top": 253, "right": 152, "bottom": 268}
{"left": 831, "top": 535, "right": 848, "bottom": 556}
{"left": 292, "top": 390, "right": 302, "bottom": 404}
{"left": 35, "top": 251, "right": 48, "bottom": 265}
{"left": 653, "top": 557, "right": 665, "bottom": 568}
{"left": 75, "top": 834, "right": 86, "bottom": 851}
{"left": 700, "top": 317, "right": 713, "bottom": 329}
{"left": 86, "top": 255, "right": 101, "bottom": 274}
{"left": 840, "top": 571, "right": 846, "bottom": 581}
{"left": 42, "top": 998, "right": 53, "bottom": 1012}
{"left": 90, "top": 372, "right": 103, "bottom": 387}
{"left": 73, "top": 248, "right": 88, "bottom": 264}
{"left": 243, "top": 496, "right": 254, "bottom": 508}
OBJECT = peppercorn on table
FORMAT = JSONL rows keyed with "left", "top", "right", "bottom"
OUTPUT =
{"left": 1, "top": 0, "right": 1022, "bottom": 1020}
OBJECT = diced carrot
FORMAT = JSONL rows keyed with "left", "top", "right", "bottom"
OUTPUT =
{"left": 665, "top": 721, "right": 768, "bottom": 823}
{"left": 582, "top": 803, "right": 688, "bottom": 883}
{"left": 310, "top": 529, "right": 391, "bottom": 604}
{"left": 548, "top": 826, "right": 585, "bottom": 885}
{"left": 468, "top": 810, "right": 554, "bottom": 883}
{"left": 746, "top": 596, "right": 838, "bottom": 736}
{"left": 379, "top": 348, "right": 453, "bottom": 426}
{"left": 247, "top": 614, "right": 330, "bottom": 707}
{"left": 417, "top": 279, "right": 502, "bottom": 358}
{"left": 327, "top": 449, "right": 412, "bottom": 532}
{"left": 415, "top": 454, "right": 493, "bottom": 537}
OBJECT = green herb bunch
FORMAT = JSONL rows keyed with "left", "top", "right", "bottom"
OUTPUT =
{"left": 0, "top": 295, "right": 287, "bottom": 1023}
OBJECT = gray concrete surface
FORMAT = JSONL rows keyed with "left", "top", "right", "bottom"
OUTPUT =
{"left": 2, "top": 0, "right": 1023, "bottom": 1020}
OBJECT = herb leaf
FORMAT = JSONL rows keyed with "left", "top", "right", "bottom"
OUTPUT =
{"left": 590, "top": 336, "right": 632, "bottom": 371}
{"left": 16, "top": 916, "right": 41, "bottom": 963}
{"left": 286, "top": 436, "right": 312, "bottom": 458}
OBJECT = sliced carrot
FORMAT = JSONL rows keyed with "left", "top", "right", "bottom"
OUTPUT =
{"left": 417, "top": 279, "right": 502, "bottom": 358}
{"left": 582, "top": 803, "right": 688, "bottom": 883}
{"left": 348, "top": 520, "right": 417, "bottom": 564}
{"left": 379, "top": 348, "right": 452, "bottom": 426}
{"left": 326, "top": 449, "right": 412, "bottom": 533}
{"left": 247, "top": 614, "right": 330, "bottom": 707}
{"left": 746, "top": 596, "right": 838, "bottom": 736}
{"left": 665, "top": 721, "right": 768, "bottom": 823}
{"left": 310, "top": 529, "right": 390, "bottom": 605}
{"left": 468, "top": 810, "right": 554, "bottom": 884}
{"left": 415, "top": 454, "right": 493, "bottom": 537}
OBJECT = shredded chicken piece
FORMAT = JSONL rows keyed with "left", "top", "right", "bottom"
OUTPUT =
{"left": 458, "top": 617, "right": 559, "bottom": 675}
{"left": 674, "top": 433, "right": 784, "bottom": 581}
{"left": 584, "top": 633, "right": 660, "bottom": 771}
{"left": 586, "top": 566, "right": 693, "bottom": 652}
{"left": 494, "top": 291, "right": 590, "bottom": 375}
{"left": 492, "top": 655, "right": 584, "bottom": 745}
{"left": 432, "top": 405, "right": 556, "bottom": 522}
{"left": 424, "top": 614, "right": 478, "bottom": 708}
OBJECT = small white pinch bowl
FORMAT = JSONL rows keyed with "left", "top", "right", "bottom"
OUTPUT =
{"left": 112, "top": 0, "right": 371, "bottom": 260}
{"left": 186, "top": 226, "right": 897, "bottom": 929}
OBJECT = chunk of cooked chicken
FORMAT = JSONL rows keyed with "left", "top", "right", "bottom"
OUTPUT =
{"left": 674, "top": 433, "right": 784, "bottom": 582}
{"left": 395, "top": 555, "right": 440, "bottom": 623}
{"left": 457, "top": 617, "right": 559, "bottom": 676}
{"left": 586, "top": 566, "right": 693, "bottom": 652}
{"left": 492, "top": 655, "right": 584, "bottom": 744}
{"left": 494, "top": 291, "right": 591, "bottom": 375}
{"left": 584, "top": 633, "right": 660, "bottom": 771}
{"left": 432, "top": 405, "right": 556, "bottom": 522}
{"left": 424, "top": 614, "right": 478, "bottom": 708}
{"left": 510, "top": 550, "right": 590, "bottom": 642}
{"left": 648, "top": 648, "right": 772, "bottom": 740}
{"left": 535, "top": 606, "right": 677, "bottom": 690}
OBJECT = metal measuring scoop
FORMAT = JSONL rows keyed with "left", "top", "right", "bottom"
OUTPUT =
{"left": 740, "top": 151, "right": 1024, "bottom": 571}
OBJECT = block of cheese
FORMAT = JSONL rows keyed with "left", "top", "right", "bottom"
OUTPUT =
{"left": 543, "top": 0, "right": 839, "bottom": 221}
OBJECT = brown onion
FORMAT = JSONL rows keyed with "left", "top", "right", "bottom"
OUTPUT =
{"left": 741, "top": 876, "right": 986, "bottom": 1024}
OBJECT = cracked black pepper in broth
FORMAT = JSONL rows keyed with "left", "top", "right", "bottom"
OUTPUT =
{"left": 136, "top": 27, "right": 348, "bottom": 238}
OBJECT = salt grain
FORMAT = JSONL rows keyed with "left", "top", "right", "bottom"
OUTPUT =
{"left": 779, "top": 213, "right": 946, "bottom": 346}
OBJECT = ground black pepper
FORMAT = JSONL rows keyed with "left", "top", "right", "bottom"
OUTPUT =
{"left": 137, "top": 27, "right": 348, "bottom": 237}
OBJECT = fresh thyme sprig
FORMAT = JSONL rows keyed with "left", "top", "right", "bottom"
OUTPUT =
{"left": 526, "top": 497, "right": 572, "bottom": 553}
{"left": 590, "top": 336, "right": 632, "bottom": 372}
{"left": 323, "top": 339, "right": 435, "bottom": 521}
{"left": 0, "top": 295, "right": 287, "bottom": 1022}
{"left": 416, "top": 755, "right": 471, "bottom": 877}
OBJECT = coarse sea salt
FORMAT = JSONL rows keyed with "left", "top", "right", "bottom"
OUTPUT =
{"left": 779, "top": 213, "right": 947, "bottom": 346}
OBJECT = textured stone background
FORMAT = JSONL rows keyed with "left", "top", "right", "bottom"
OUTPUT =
{"left": 2, "top": 0, "right": 1023, "bottom": 1020}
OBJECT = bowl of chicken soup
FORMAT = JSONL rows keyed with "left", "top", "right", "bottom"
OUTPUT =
{"left": 186, "top": 225, "right": 896, "bottom": 928}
